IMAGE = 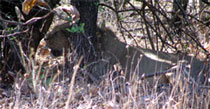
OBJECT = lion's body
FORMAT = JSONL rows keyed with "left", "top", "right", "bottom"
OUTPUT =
{"left": 98, "top": 28, "right": 208, "bottom": 84}
{"left": 39, "top": 22, "right": 209, "bottom": 84}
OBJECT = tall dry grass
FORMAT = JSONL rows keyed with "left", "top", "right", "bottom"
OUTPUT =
{"left": 0, "top": 45, "right": 209, "bottom": 109}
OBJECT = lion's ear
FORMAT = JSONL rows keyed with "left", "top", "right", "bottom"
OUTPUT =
{"left": 56, "top": 5, "right": 80, "bottom": 23}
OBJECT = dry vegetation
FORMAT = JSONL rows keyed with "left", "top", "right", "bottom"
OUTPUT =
{"left": 0, "top": 0, "right": 210, "bottom": 109}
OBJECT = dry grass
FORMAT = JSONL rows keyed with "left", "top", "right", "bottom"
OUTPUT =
{"left": 0, "top": 47, "right": 209, "bottom": 109}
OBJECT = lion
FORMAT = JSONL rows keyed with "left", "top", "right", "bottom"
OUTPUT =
{"left": 36, "top": 22, "right": 209, "bottom": 85}
{"left": 97, "top": 27, "right": 209, "bottom": 85}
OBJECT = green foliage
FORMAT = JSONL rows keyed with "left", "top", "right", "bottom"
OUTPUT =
{"left": 9, "top": 36, "right": 17, "bottom": 40}
{"left": 93, "top": 2, "right": 99, "bottom": 6}
{"left": 94, "top": 1, "right": 103, "bottom": 12}
{"left": 66, "top": 23, "right": 85, "bottom": 33}
{"left": 67, "top": 16, "right": 73, "bottom": 22}
{"left": 7, "top": 27, "right": 17, "bottom": 40}
{"left": 39, "top": 69, "right": 52, "bottom": 86}
{"left": 7, "top": 27, "right": 13, "bottom": 32}
{"left": 98, "top": 5, "right": 103, "bottom": 12}
{"left": 45, "top": 78, "right": 52, "bottom": 86}
{"left": 204, "top": 15, "right": 210, "bottom": 21}
{"left": 119, "top": 14, "right": 124, "bottom": 21}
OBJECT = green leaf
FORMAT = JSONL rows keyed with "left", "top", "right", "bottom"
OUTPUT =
{"left": 93, "top": 2, "right": 99, "bottom": 6}
{"left": 79, "top": 23, "right": 85, "bottom": 33}
{"left": 99, "top": 5, "right": 103, "bottom": 12}
{"left": 46, "top": 78, "right": 52, "bottom": 86}
{"left": 10, "top": 36, "right": 17, "bottom": 40}
{"left": 40, "top": 74, "right": 45, "bottom": 80}
{"left": 119, "top": 14, "right": 124, "bottom": 21}
{"left": 67, "top": 16, "right": 73, "bottom": 22}
{"left": 66, "top": 23, "right": 85, "bottom": 33}
{"left": 66, "top": 26, "right": 78, "bottom": 33}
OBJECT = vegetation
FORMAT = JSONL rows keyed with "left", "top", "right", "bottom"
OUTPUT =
{"left": 0, "top": 0, "right": 209, "bottom": 108}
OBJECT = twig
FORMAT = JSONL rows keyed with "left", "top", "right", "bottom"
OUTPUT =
{"left": 140, "top": 67, "right": 177, "bottom": 80}
{"left": 65, "top": 56, "right": 83, "bottom": 109}
{"left": 0, "top": 5, "right": 80, "bottom": 37}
